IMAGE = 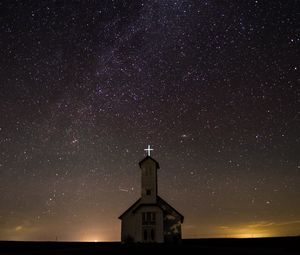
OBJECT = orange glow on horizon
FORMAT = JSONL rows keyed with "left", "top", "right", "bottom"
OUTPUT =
{"left": 230, "top": 231, "right": 275, "bottom": 238}
{"left": 217, "top": 221, "right": 284, "bottom": 238}
{"left": 80, "top": 237, "right": 102, "bottom": 242}
{"left": 77, "top": 233, "right": 104, "bottom": 242}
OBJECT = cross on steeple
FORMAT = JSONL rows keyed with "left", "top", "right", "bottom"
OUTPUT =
{"left": 144, "top": 145, "right": 153, "bottom": 156}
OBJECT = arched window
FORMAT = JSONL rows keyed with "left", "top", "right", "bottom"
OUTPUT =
{"left": 144, "top": 229, "right": 148, "bottom": 241}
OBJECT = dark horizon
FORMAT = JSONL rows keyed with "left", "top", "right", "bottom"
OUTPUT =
{"left": 1, "top": 235, "right": 300, "bottom": 242}
{"left": 0, "top": 237, "right": 299, "bottom": 255}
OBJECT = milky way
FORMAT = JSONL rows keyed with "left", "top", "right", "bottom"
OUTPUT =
{"left": 0, "top": 1, "right": 299, "bottom": 241}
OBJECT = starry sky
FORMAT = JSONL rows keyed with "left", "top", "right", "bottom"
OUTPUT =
{"left": 0, "top": 0, "right": 299, "bottom": 241}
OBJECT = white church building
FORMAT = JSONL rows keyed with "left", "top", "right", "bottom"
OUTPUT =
{"left": 119, "top": 146, "right": 184, "bottom": 243}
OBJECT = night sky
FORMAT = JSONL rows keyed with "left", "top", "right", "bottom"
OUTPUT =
{"left": 0, "top": 0, "right": 299, "bottom": 241}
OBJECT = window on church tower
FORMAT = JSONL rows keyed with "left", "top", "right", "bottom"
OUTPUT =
{"left": 146, "top": 189, "right": 151, "bottom": 195}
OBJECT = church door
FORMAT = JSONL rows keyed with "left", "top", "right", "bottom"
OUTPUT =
{"left": 142, "top": 227, "right": 156, "bottom": 242}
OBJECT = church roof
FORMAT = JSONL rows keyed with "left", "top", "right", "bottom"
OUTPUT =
{"left": 118, "top": 198, "right": 141, "bottom": 219}
{"left": 138, "top": 156, "right": 160, "bottom": 169}
{"left": 118, "top": 196, "right": 184, "bottom": 223}
{"left": 157, "top": 196, "right": 184, "bottom": 223}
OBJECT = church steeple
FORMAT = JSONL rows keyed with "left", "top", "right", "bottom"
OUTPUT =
{"left": 139, "top": 146, "right": 159, "bottom": 203}
{"left": 119, "top": 145, "right": 184, "bottom": 243}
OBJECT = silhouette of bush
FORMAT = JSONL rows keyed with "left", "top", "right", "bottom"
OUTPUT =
{"left": 124, "top": 235, "right": 134, "bottom": 243}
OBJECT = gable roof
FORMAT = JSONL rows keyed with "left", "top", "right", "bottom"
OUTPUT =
{"left": 118, "top": 196, "right": 184, "bottom": 223}
{"left": 118, "top": 198, "right": 141, "bottom": 219}
{"left": 138, "top": 156, "right": 160, "bottom": 169}
{"left": 157, "top": 196, "right": 184, "bottom": 223}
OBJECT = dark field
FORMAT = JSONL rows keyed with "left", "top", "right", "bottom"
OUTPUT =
{"left": 0, "top": 237, "right": 299, "bottom": 255}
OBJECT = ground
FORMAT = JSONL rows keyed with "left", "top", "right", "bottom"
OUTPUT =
{"left": 0, "top": 237, "right": 299, "bottom": 255}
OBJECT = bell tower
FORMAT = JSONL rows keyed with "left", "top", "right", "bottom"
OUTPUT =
{"left": 139, "top": 145, "right": 159, "bottom": 203}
